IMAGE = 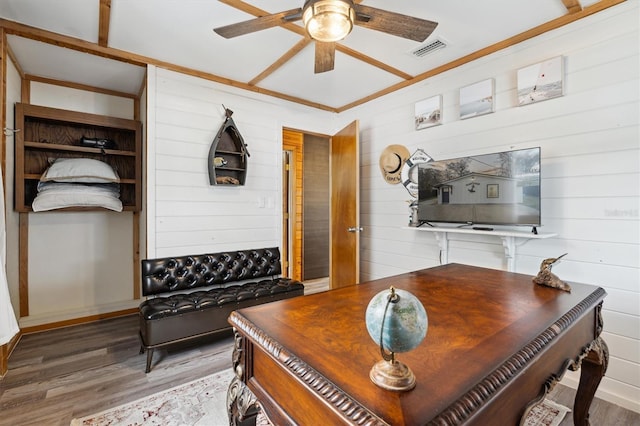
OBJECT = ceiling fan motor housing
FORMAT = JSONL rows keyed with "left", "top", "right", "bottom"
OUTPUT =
{"left": 303, "top": 0, "right": 356, "bottom": 42}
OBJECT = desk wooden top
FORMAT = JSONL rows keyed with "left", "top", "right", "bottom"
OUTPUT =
{"left": 229, "top": 264, "right": 606, "bottom": 425}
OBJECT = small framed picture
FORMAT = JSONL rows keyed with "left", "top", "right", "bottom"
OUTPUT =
{"left": 487, "top": 184, "right": 499, "bottom": 198}
{"left": 517, "top": 56, "right": 563, "bottom": 106}
{"left": 415, "top": 95, "right": 442, "bottom": 130}
{"left": 459, "top": 78, "right": 494, "bottom": 119}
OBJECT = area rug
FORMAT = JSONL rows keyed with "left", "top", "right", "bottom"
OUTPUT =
{"left": 70, "top": 370, "right": 569, "bottom": 426}
{"left": 524, "top": 399, "right": 571, "bottom": 426}
{"left": 70, "top": 369, "right": 236, "bottom": 426}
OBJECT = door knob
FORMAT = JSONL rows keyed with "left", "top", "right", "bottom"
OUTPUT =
{"left": 348, "top": 227, "right": 363, "bottom": 233}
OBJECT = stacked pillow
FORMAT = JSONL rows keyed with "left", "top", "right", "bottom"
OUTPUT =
{"left": 32, "top": 158, "right": 123, "bottom": 212}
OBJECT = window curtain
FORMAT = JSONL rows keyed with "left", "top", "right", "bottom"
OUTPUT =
{"left": 0, "top": 167, "right": 18, "bottom": 345}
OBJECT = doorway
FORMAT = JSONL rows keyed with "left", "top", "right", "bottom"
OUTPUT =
{"left": 282, "top": 121, "right": 360, "bottom": 290}
{"left": 282, "top": 129, "right": 330, "bottom": 284}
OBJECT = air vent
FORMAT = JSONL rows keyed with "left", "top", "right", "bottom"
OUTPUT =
{"left": 410, "top": 38, "right": 446, "bottom": 58}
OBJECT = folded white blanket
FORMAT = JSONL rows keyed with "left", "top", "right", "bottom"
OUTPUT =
{"left": 32, "top": 182, "right": 123, "bottom": 212}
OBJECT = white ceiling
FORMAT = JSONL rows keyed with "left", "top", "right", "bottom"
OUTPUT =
{"left": 0, "top": 0, "right": 608, "bottom": 110}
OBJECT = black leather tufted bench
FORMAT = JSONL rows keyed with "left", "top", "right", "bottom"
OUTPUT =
{"left": 139, "top": 247, "right": 303, "bottom": 372}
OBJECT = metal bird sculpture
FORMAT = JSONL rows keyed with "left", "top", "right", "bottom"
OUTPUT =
{"left": 533, "top": 253, "right": 571, "bottom": 292}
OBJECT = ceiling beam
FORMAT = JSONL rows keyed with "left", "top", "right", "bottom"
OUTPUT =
{"left": 561, "top": 0, "right": 583, "bottom": 13}
{"left": 0, "top": 18, "right": 338, "bottom": 111}
{"left": 0, "top": 19, "right": 147, "bottom": 67}
{"left": 6, "top": 43, "right": 24, "bottom": 78}
{"left": 25, "top": 74, "right": 136, "bottom": 99}
{"left": 336, "top": 44, "right": 412, "bottom": 80}
{"left": 98, "top": 0, "right": 111, "bottom": 47}
{"left": 249, "top": 38, "right": 311, "bottom": 86}
{"left": 0, "top": 0, "right": 627, "bottom": 113}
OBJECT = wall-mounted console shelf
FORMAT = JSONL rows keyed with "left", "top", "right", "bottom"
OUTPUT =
{"left": 405, "top": 226, "right": 556, "bottom": 272}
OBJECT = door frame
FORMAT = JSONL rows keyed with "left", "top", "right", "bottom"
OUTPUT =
{"left": 282, "top": 129, "right": 304, "bottom": 281}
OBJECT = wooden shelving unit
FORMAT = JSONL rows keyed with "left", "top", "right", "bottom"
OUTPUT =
{"left": 14, "top": 103, "right": 142, "bottom": 212}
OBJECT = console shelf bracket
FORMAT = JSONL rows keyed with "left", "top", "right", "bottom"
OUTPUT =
{"left": 405, "top": 226, "right": 556, "bottom": 272}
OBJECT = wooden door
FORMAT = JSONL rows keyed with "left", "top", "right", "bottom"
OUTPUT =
{"left": 330, "top": 121, "right": 360, "bottom": 289}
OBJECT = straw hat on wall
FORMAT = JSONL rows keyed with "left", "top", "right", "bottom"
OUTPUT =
{"left": 379, "top": 144, "right": 410, "bottom": 184}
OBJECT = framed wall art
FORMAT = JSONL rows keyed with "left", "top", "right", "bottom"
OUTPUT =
{"left": 517, "top": 56, "right": 564, "bottom": 106}
{"left": 415, "top": 95, "right": 442, "bottom": 130}
{"left": 459, "top": 78, "right": 494, "bottom": 119}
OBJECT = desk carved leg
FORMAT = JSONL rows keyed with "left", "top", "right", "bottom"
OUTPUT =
{"left": 227, "top": 329, "right": 259, "bottom": 426}
{"left": 522, "top": 303, "right": 609, "bottom": 426}
{"left": 570, "top": 303, "right": 609, "bottom": 426}
{"left": 572, "top": 336, "right": 609, "bottom": 426}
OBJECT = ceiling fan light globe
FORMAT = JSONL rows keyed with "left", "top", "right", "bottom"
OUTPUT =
{"left": 303, "top": 0, "right": 354, "bottom": 42}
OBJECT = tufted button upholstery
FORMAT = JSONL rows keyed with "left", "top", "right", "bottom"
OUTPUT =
{"left": 140, "top": 279, "right": 303, "bottom": 320}
{"left": 141, "top": 247, "right": 283, "bottom": 296}
{"left": 138, "top": 247, "right": 304, "bottom": 373}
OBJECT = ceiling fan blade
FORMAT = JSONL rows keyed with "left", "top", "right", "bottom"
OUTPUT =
{"left": 315, "top": 41, "right": 336, "bottom": 74}
{"left": 214, "top": 8, "right": 302, "bottom": 39}
{"left": 353, "top": 5, "right": 438, "bottom": 42}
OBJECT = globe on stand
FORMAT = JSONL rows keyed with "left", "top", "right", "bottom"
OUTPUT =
{"left": 365, "top": 286, "right": 428, "bottom": 391}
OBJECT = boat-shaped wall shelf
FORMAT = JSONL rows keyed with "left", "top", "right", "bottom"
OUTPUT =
{"left": 208, "top": 106, "right": 250, "bottom": 185}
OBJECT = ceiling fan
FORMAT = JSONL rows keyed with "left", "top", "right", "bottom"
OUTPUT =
{"left": 213, "top": 0, "right": 438, "bottom": 73}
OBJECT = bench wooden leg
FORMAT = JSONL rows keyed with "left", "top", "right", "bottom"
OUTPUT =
{"left": 145, "top": 348, "right": 154, "bottom": 373}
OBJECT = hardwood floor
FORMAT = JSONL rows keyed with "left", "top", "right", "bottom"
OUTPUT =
{"left": 549, "top": 384, "right": 640, "bottom": 426}
{"left": 0, "top": 315, "right": 234, "bottom": 426}
{"left": 1, "top": 313, "right": 638, "bottom": 426}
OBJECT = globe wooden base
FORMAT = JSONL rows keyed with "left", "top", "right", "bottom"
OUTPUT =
{"left": 370, "top": 359, "right": 416, "bottom": 391}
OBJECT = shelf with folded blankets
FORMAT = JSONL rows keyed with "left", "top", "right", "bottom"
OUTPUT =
{"left": 14, "top": 103, "right": 142, "bottom": 212}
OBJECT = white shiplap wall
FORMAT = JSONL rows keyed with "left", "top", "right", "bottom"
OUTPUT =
{"left": 144, "top": 2, "right": 638, "bottom": 412}
{"left": 145, "top": 66, "right": 335, "bottom": 259}
{"left": 336, "top": 1, "right": 639, "bottom": 412}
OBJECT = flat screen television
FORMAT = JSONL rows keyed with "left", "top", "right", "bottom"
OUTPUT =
{"left": 417, "top": 147, "right": 541, "bottom": 229}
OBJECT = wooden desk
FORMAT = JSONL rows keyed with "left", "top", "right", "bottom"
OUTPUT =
{"left": 227, "top": 264, "right": 608, "bottom": 425}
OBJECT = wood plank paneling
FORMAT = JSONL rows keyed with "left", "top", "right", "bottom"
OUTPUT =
{"left": 352, "top": 1, "right": 639, "bottom": 411}
{"left": 151, "top": 70, "right": 281, "bottom": 256}
{"left": 147, "top": 67, "right": 334, "bottom": 261}
{"left": 283, "top": 129, "right": 303, "bottom": 281}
